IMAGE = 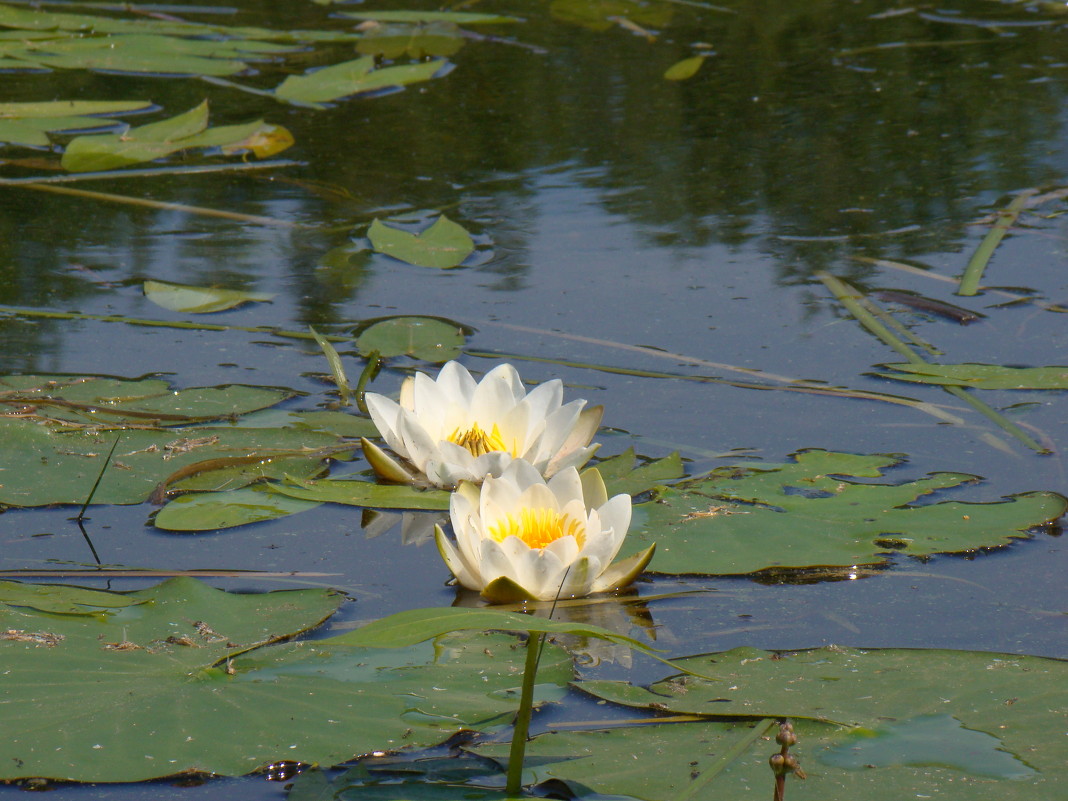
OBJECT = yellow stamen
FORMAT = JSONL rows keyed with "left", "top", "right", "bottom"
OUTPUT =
{"left": 448, "top": 422, "right": 515, "bottom": 457}
{"left": 487, "top": 508, "right": 586, "bottom": 550}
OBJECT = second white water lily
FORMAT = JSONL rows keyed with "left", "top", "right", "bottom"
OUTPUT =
{"left": 362, "top": 361, "right": 602, "bottom": 488}
{"left": 435, "top": 459, "right": 655, "bottom": 602}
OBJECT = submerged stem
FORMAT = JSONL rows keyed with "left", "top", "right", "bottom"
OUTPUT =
{"left": 958, "top": 189, "right": 1038, "bottom": 296}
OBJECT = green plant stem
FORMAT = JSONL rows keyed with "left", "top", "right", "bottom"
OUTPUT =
{"left": 0, "top": 305, "right": 348, "bottom": 342}
{"left": 505, "top": 632, "right": 544, "bottom": 796}
{"left": 674, "top": 718, "right": 777, "bottom": 801}
{"left": 818, "top": 272, "right": 1048, "bottom": 453}
{"left": 0, "top": 160, "right": 302, "bottom": 186}
{"left": 958, "top": 189, "right": 1038, "bottom": 296}
{"left": 12, "top": 182, "right": 311, "bottom": 228}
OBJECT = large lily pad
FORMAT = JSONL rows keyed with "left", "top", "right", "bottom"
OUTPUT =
{"left": 623, "top": 449, "right": 1067, "bottom": 575}
{"left": 0, "top": 578, "right": 574, "bottom": 782}
{"left": 559, "top": 646, "right": 1068, "bottom": 798}
{"left": 0, "top": 375, "right": 354, "bottom": 507}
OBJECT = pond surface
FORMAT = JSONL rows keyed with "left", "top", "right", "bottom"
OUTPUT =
{"left": 1, "top": 0, "right": 1067, "bottom": 798}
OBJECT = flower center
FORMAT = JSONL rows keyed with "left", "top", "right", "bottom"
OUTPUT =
{"left": 448, "top": 422, "right": 514, "bottom": 457}
{"left": 487, "top": 508, "right": 586, "bottom": 550}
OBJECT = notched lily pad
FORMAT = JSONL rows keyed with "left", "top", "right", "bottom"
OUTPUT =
{"left": 621, "top": 449, "right": 1067, "bottom": 575}
{"left": 568, "top": 646, "right": 1066, "bottom": 797}
{"left": 367, "top": 215, "right": 475, "bottom": 269}
{"left": 143, "top": 279, "right": 275, "bottom": 313}
{"left": 0, "top": 578, "right": 573, "bottom": 783}
{"left": 354, "top": 315, "right": 468, "bottom": 362}
{"left": 0, "top": 374, "right": 354, "bottom": 507}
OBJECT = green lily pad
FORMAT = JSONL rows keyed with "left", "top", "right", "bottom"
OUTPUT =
{"left": 595, "top": 448, "right": 685, "bottom": 498}
{"left": 0, "top": 99, "right": 152, "bottom": 147}
{"left": 563, "top": 646, "right": 1067, "bottom": 797}
{"left": 622, "top": 449, "right": 1067, "bottom": 575}
{"left": 61, "top": 100, "right": 292, "bottom": 172}
{"left": 267, "top": 475, "right": 452, "bottom": 511}
{"left": 154, "top": 486, "right": 322, "bottom": 531}
{"left": 0, "top": 375, "right": 354, "bottom": 507}
{"left": 354, "top": 315, "right": 467, "bottom": 361}
{"left": 367, "top": 215, "right": 475, "bottom": 269}
{"left": 875, "top": 362, "right": 1068, "bottom": 390}
{"left": 663, "top": 54, "right": 706, "bottom": 81}
{"left": 143, "top": 279, "right": 275, "bottom": 313}
{"left": 274, "top": 56, "right": 447, "bottom": 104}
{"left": 0, "top": 578, "right": 573, "bottom": 782}
{"left": 341, "top": 10, "right": 521, "bottom": 24}
{"left": 355, "top": 21, "right": 466, "bottom": 59}
{"left": 0, "top": 581, "right": 149, "bottom": 616}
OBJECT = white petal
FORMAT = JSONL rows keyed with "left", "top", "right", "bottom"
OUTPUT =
{"left": 435, "top": 524, "right": 481, "bottom": 590}
{"left": 519, "top": 379, "right": 563, "bottom": 424}
{"left": 547, "top": 404, "right": 603, "bottom": 476}
{"left": 364, "top": 393, "right": 403, "bottom": 450}
{"left": 436, "top": 361, "right": 478, "bottom": 404}
{"left": 558, "top": 556, "right": 596, "bottom": 599}
{"left": 547, "top": 466, "right": 584, "bottom": 509}
{"left": 481, "top": 363, "right": 525, "bottom": 402}
{"left": 470, "top": 368, "right": 521, "bottom": 425}
{"left": 395, "top": 408, "right": 440, "bottom": 471}
{"left": 579, "top": 467, "right": 608, "bottom": 512}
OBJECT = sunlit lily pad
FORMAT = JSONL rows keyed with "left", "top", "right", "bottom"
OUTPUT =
{"left": 154, "top": 486, "right": 321, "bottom": 531}
{"left": 875, "top": 362, "right": 1068, "bottom": 390}
{"left": 0, "top": 578, "right": 573, "bottom": 782}
{"left": 560, "top": 646, "right": 1067, "bottom": 797}
{"left": 354, "top": 315, "right": 467, "bottom": 361}
{"left": 274, "top": 56, "right": 447, "bottom": 104}
{"left": 0, "top": 375, "right": 353, "bottom": 507}
{"left": 143, "top": 279, "right": 275, "bottom": 313}
{"left": 61, "top": 100, "right": 292, "bottom": 172}
{"left": 267, "top": 475, "right": 451, "bottom": 511}
{"left": 0, "top": 99, "right": 152, "bottom": 147}
{"left": 368, "top": 216, "right": 475, "bottom": 269}
{"left": 594, "top": 448, "right": 685, "bottom": 497}
{"left": 621, "top": 449, "right": 1067, "bottom": 574}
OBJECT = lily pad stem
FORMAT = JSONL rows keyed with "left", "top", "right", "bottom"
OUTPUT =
{"left": 505, "top": 631, "right": 544, "bottom": 795}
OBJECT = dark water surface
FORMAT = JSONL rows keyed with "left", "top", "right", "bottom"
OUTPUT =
{"left": 1, "top": 0, "right": 1067, "bottom": 798}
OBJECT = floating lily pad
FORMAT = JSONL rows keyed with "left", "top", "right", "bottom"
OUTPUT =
{"left": 562, "top": 646, "right": 1067, "bottom": 797}
{"left": 355, "top": 21, "right": 466, "bottom": 59}
{"left": 663, "top": 54, "right": 706, "bottom": 81}
{"left": 154, "top": 487, "right": 321, "bottom": 531}
{"left": 274, "top": 56, "right": 447, "bottom": 104}
{"left": 267, "top": 475, "right": 451, "bottom": 511}
{"left": 875, "top": 362, "right": 1068, "bottom": 390}
{"left": 341, "top": 10, "right": 522, "bottom": 24}
{"left": 0, "top": 375, "right": 353, "bottom": 507}
{"left": 354, "top": 315, "right": 467, "bottom": 361}
{"left": 61, "top": 100, "right": 292, "bottom": 172}
{"left": 0, "top": 578, "right": 574, "bottom": 783}
{"left": 367, "top": 216, "right": 475, "bottom": 269}
{"left": 143, "top": 279, "right": 275, "bottom": 313}
{"left": 621, "top": 449, "right": 1067, "bottom": 575}
{"left": 594, "top": 448, "right": 685, "bottom": 498}
{"left": 0, "top": 99, "right": 152, "bottom": 147}
{"left": 0, "top": 581, "right": 149, "bottom": 616}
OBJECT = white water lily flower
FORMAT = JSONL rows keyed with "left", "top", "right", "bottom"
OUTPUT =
{"left": 434, "top": 460, "right": 655, "bottom": 603}
{"left": 361, "top": 361, "right": 602, "bottom": 489}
